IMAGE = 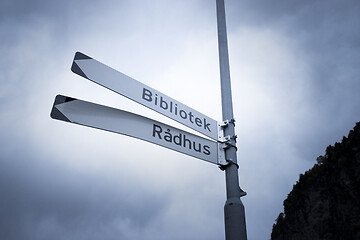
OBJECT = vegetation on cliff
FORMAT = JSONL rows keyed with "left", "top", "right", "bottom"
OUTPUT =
{"left": 271, "top": 122, "right": 360, "bottom": 240}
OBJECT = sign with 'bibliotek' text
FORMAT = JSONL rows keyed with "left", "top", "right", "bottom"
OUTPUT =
{"left": 71, "top": 52, "right": 218, "bottom": 140}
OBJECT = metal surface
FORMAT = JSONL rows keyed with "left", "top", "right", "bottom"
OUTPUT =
{"left": 216, "top": 0, "right": 247, "bottom": 239}
{"left": 71, "top": 52, "right": 218, "bottom": 140}
{"left": 51, "top": 95, "right": 219, "bottom": 164}
{"left": 217, "top": 123, "right": 229, "bottom": 166}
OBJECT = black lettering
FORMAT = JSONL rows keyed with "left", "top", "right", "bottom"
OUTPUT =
{"left": 142, "top": 88, "right": 152, "bottom": 102}
{"left": 179, "top": 110, "right": 187, "bottom": 119}
{"left": 189, "top": 112, "right": 194, "bottom": 123}
{"left": 164, "top": 129, "right": 172, "bottom": 142}
{"left": 203, "top": 145, "right": 210, "bottom": 155}
{"left": 203, "top": 118, "right": 211, "bottom": 132}
{"left": 195, "top": 117, "right": 202, "bottom": 127}
{"left": 183, "top": 134, "right": 192, "bottom": 149}
{"left": 160, "top": 96, "right": 168, "bottom": 110}
{"left": 154, "top": 94, "right": 158, "bottom": 105}
{"left": 193, "top": 142, "right": 201, "bottom": 152}
{"left": 143, "top": 89, "right": 212, "bottom": 135}
{"left": 152, "top": 124, "right": 162, "bottom": 139}
{"left": 174, "top": 133, "right": 182, "bottom": 146}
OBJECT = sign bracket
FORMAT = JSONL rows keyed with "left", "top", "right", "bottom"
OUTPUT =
{"left": 218, "top": 118, "right": 235, "bottom": 128}
{"left": 217, "top": 120, "right": 238, "bottom": 151}
{"left": 217, "top": 121, "right": 239, "bottom": 168}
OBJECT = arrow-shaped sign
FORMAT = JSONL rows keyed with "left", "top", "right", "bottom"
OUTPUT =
{"left": 71, "top": 52, "right": 218, "bottom": 140}
{"left": 51, "top": 95, "right": 221, "bottom": 164}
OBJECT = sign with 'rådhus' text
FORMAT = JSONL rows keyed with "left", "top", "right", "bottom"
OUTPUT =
{"left": 50, "top": 95, "right": 219, "bottom": 164}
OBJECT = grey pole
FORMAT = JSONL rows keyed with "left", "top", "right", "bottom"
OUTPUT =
{"left": 215, "top": 0, "right": 247, "bottom": 239}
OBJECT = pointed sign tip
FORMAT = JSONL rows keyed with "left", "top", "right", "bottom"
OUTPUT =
{"left": 74, "top": 52, "right": 92, "bottom": 60}
{"left": 50, "top": 95, "right": 75, "bottom": 122}
{"left": 54, "top": 95, "right": 76, "bottom": 105}
{"left": 72, "top": 52, "right": 91, "bottom": 79}
{"left": 71, "top": 61, "right": 89, "bottom": 79}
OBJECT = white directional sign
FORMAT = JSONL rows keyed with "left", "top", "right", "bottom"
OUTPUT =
{"left": 51, "top": 95, "right": 219, "bottom": 164}
{"left": 71, "top": 52, "right": 218, "bottom": 140}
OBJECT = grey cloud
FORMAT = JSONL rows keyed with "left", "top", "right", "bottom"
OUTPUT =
{"left": 1, "top": 1, "right": 360, "bottom": 239}
{"left": 232, "top": 0, "right": 360, "bottom": 95}
{"left": 0, "top": 146, "right": 168, "bottom": 240}
{"left": 226, "top": 1, "right": 360, "bottom": 238}
{"left": 230, "top": 0, "right": 360, "bottom": 159}
{"left": 0, "top": 0, "right": 69, "bottom": 23}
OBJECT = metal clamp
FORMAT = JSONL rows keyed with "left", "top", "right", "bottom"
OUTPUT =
{"left": 217, "top": 121, "right": 239, "bottom": 168}
{"left": 218, "top": 118, "right": 236, "bottom": 128}
{"left": 218, "top": 135, "right": 237, "bottom": 142}
{"left": 218, "top": 122, "right": 237, "bottom": 141}
{"left": 217, "top": 143, "right": 237, "bottom": 167}
{"left": 218, "top": 119, "right": 237, "bottom": 144}
{"left": 218, "top": 158, "right": 239, "bottom": 171}
{"left": 217, "top": 142, "right": 227, "bottom": 166}
{"left": 220, "top": 141, "right": 238, "bottom": 151}
{"left": 218, "top": 124, "right": 238, "bottom": 151}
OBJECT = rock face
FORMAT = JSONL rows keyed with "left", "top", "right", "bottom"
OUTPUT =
{"left": 271, "top": 122, "right": 360, "bottom": 240}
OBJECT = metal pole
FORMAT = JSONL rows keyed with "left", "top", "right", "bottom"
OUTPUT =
{"left": 215, "top": 0, "right": 247, "bottom": 239}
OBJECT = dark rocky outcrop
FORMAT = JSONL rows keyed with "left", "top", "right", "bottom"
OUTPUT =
{"left": 271, "top": 122, "right": 360, "bottom": 240}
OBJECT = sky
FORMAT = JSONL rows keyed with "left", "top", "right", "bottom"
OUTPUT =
{"left": 1, "top": 0, "right": 360, "bottom": 239}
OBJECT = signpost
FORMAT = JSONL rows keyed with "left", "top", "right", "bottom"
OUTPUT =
{"left": 51, "top": 0, "right": 246, "bottom": 239}
{"left": 216, "top": 0, "right": 247, "bottom": 239}
{"left": 51, "top": 95, "right": 219, "bottom": 164}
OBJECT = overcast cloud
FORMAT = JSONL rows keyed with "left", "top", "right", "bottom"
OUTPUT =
{"left": 1, "top": 0, "right": 360, "bottom": 239}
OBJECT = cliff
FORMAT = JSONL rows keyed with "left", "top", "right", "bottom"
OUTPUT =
{"left": 271, "top": 122, "right": 360, "bottom": 240}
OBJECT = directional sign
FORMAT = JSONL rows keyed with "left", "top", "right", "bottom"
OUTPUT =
{"left": 51, "top": 95, "right": 220, "bottom": 164}
{"left": 71, "top": 52, "right": 218, "bottom": 140}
